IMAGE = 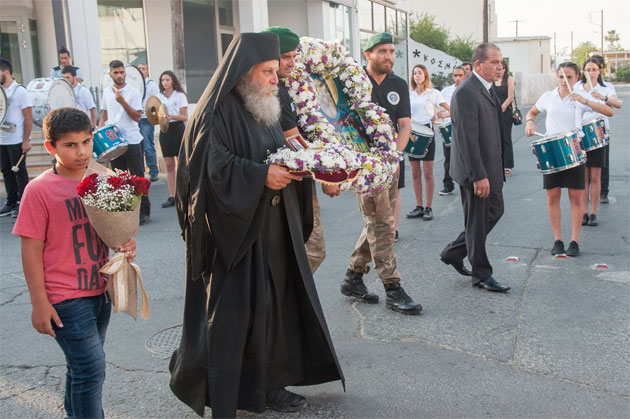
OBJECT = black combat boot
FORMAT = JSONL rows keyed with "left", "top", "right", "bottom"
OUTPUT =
{"left": 385, "top": 284, "right": 422, "bottom": 315}
{"left": 340, "top": 269, "right": 379, "bottom": 303}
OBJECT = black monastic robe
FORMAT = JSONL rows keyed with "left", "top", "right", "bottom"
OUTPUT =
{"left": 170, "top": 33, "right": 344, "bottom": 418}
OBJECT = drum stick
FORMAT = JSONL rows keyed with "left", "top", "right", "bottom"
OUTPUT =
{"left": 11, "top": 153, "right": 25, "bottom": 172}
{"left": 587, "top": 75, "right": 595, "bottom": 92}
{"left": 533, "top": 132, "right": 545, "bottom": 137}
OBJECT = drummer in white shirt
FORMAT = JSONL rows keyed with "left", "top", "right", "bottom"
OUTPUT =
{"left": 99, "top": 59, "right": 151, "bottom": 225}
{"left": 406, "top": 64, "right": 449, "bottom": 222}
{"left": 435, "top": 65, "right": 465, "bottom": 196}
{"left": 61, "top": 66, "right": 97, "bottom": 128}
{"left": 525, "top": 62, "right": 613, "bottom": 257}
{"left": 574, "top": 57, "right": 622, "bottom": 225}
{"left": 156, "top": 70, "right": 188, "bottom": 209}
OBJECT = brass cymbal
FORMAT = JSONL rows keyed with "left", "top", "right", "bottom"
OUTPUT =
{"left": 158, "top": 103, "right": 170, "bottom": 133}
{"left": 145, "top": 96, "right": 161, "bottom": 125}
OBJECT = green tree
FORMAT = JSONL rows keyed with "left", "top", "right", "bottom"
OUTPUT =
{"left": 605, "top": 29, "right": 620, "bottom": 50}
{"left": 572, "top": 41, "right": 598, "bottom": 67}
{"left": 447, "top": 36, "right": 474, "bottom": 62}
{"left": 409, "top": 12, "right": 450, "bottom": 52}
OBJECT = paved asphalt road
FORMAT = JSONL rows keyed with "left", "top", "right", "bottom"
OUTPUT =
{"left": 1, "top": 86, "right": 629, "bottom": 418}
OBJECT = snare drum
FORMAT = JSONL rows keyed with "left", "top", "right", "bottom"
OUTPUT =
{"left": 93, "top": 125, "right": 128, "bottom": 162}
{"left": 405, "top": 121, "right": 434, "bottom": 159}
{"left": 581, "top": 118, "right": 607, "bottom": 152}
{"left": 531, "top": 131, "right": 586, "bottom": 174}
{"left": 26, "top": 78, "right": 76, "bottom": 126}
{"left": 438, "top": 121, "right": 452, "bottom": 146}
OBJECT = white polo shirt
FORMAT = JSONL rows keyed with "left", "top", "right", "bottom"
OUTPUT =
{"left": 410, "top": 88, "right": 446, "bottom": 125}
{"left": 101, "top": 84, "right": 143, "bottom": 144}
{"left": 440, "top": 84, "right": 457, "bottom": 124}
{"left": 158, "top": 90, "right": 188, "bottom": 122}
{"left": 534, "top": 87, "right": 594, "bottom": 137}
{"left": 0, "top": 80, "right": 33, "bottom": 145}
{"left": 574, "top": 80, "right": 615, "bottom": 129}
{"left": 141, "top": 77, "right": 160, "bottom": 118}
{"left": 73, "top": 83, "right": 96, "bottom": 119}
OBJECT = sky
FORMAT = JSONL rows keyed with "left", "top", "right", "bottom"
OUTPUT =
{"left": 494, "top": 0, "right": 630, "bottom": 57}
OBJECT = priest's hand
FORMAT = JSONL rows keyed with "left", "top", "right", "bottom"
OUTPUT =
{"left": 266, "top": 164, "right": 303, "bottom": 190}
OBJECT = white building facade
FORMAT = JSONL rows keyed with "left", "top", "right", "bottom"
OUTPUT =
{"left": 1, "top": 0, "right": 410, "bottom": 103}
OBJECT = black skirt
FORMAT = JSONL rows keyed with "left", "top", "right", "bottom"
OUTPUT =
{"left": 586, "top": 145, "right": 606, "bottom": 168}
{"left": 543, "top": 164, "right": 585, "bottom": 190}
{"left": 159, "top": 121, "right": 185, "bottom": 157}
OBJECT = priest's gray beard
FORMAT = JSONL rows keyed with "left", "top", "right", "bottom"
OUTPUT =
{"left": 236, "top": 74, "right": 281, "bottom": 128}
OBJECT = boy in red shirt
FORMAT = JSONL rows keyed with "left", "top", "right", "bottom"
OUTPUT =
{"left": 13, "top": 107, "right": 136, "bottom": 418}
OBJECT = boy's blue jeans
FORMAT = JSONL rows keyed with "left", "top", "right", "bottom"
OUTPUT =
{"left": 139, "top": 118, "right": 159, "bottom": 176}
{"left": 53, "top": 293, "right": 111, "bottom": 418}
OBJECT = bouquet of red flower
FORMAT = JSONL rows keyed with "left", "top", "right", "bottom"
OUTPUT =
{"left": 77, "top": 168, "right": 151, "bottom": 320}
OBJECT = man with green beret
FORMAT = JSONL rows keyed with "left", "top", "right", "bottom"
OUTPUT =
{"left": 263, "top": 26, "right": 340, "bottom": 275}
{"left": 341, "top": 32, "right": 422, "bottom": 314}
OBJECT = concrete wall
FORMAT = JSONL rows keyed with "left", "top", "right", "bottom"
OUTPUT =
{"left": 495, "top": 38, "right": 551, "bottom": 76}
{"left": 238, "top": 0, "right": 270, "bottom": 32}
{"left": 65, "top": 0, "right": 102, "bottom": 87}
{"left": 268, "top": 0, "right": 308, "bottom": 36}
{"left": 514, "top": 72, "right": 556, "bottom": 106}
{"left": 144, "top": 1, "right": 173, "bottom": 81}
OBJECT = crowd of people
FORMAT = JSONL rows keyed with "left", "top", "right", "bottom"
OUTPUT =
{"left": 2, "top": 27, "right": 623, "bottom": 419}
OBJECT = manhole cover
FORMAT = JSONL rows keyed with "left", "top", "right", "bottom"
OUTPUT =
{"left": 145, "top": 325, "right": 182, "bottom": 359}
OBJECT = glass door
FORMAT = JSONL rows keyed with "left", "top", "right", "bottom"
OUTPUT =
{"left": 0, "top": 21, "right": 24, "bottom": 84}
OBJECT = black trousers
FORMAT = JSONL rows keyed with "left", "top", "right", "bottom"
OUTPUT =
{"left": 601, "top": 144, "right": 609, "bottom": 194}
{"left": 110, "top": 142, "right": 151, "bottom": 215}
{"left": 442, "top": 143, "right": 454, "bottom": 190}
{"left": 0, "top": 143, "right": 29, "bottom": 205}
{"left": 441, "top": 186, "right": 504, "bottom": 283}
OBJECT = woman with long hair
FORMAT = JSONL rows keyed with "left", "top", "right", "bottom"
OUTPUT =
{"left": 158, "top": 70, "right": 188, "bottom": 208}
{"left": 406, "top": 64, "right": 449, "bottom": 221}
{"left": 574, "top": 57, "right": 622, "bottom": 226}
{"left": 492, "top": 59, "right": 515, "bottom": 176}
{"left": 525, "top": 62, "right": 613, "bottom": 257}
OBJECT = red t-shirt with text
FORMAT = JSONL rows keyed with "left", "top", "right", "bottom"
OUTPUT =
{"left": 13, "top": 170, "right": 109, "bottom": 304}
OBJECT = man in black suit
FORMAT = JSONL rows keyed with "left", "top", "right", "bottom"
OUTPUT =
{"left": 439, "top": 43, "right": 510, "bottom": 293}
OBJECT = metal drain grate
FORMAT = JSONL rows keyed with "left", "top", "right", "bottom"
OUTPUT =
{"left": 145, "top": 325, "right": 182, "bottom": 359}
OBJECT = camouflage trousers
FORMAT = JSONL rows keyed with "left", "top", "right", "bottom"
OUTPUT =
{"left": 348, "top": 172, "right": 402, "bottom": 286}
{"left": 306, "top": 188, "right": 326, "bottom": 273}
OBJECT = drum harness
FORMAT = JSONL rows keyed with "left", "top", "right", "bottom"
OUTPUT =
{"left": 0, "top": 82, "right": 24, "bottom": 133}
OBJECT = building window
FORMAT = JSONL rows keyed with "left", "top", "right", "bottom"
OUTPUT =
{"left": 97, "top": 0, "right": 147, "bottom": 67}
{"left": 358, "top": 0, "right": 409, "bottom": 80}
{"left": 329, "top": 2, "right": 352, "bottom": 55}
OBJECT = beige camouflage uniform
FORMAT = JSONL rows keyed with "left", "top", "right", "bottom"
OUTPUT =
{"left": 347, "top": 170, "right": 402, "bottom": 286}
{"left": 306, "top": 188, "right": 326, "bottom": 273}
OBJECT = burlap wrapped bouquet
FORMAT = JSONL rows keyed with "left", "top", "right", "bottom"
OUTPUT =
{"left": 78, "top": 163, "right": 150, "bottom": 320}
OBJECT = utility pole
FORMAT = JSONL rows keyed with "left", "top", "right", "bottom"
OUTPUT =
{"left": 570, "top": 31, "right": 574, "bottom": 61}
{"left": 482, "top": 0, "right": 488, "bottom": 43}
{"left": 600, "top": 10, "right": 604, "bottom": 56}
{"left": 508, "top": 19, "right": 525, "bottom": 38}
{"left": 553, "top": 31, "right": 557, "bottom": 68}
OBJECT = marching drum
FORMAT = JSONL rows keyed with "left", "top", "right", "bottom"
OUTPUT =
{"left": 93, "top": 125, "right": 128, "bottom": 163}
{"left": 438, "top": 121, "right": 452, "bottom": 147}
{"left": 405, "top": 120, "right": 434, "bottom": 159}
{"left": 581, "top": 118, "right": 608, "bottom": 152}
{"left": 100, "top": 64, "right": 146, "bottom": 101}
{"left": 26, "top": 78, "right": 76, "bottom": 126}
{"left": 531, "top": 131, "right": 586, "bottom": 174}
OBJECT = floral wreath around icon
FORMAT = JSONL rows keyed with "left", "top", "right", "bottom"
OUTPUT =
{"left": 265, "top": 37, "right": 401, "bottom": 193}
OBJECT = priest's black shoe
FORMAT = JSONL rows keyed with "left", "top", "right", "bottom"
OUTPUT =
{"left": 385, "top": 285, "right": 422, "bottom": 315}
{"left": 475, "top": 276, "right": 510, "bottom": 293}
{"left": 266, "top": 388, "right": 307, "bottom": 413}
{"left": 440, "top": 256, "right": 472, "bottom": 276}
{"left": 341, "top": 269, "right": 379, "bottom": 303}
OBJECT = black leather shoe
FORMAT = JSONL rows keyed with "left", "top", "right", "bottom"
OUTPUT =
{"left": 440, "top": 256, "right": 472, "bottom": 276}
{"left": 587, "top": 213, "right": 598, "bottom": 226}
{"left": 581, "top": 213, "right": 588, "bottom": 226}
{"left": 551, "top": 240, "right": 565, "bottom": 255}
{"left": 475, "top": 276, "right": 510, "bottom": 293}
{"left": 139, "top": 213, "right": 150, "bottom": 226}
{"left": 161, "top": 197, "right": 175, "bottom": 208}
{"left": 600, "top": 193, "right": 609, "bottom": 204}
{"left": 406, "top": 206, "right": 424, "bottom": 218}
{"left": 341, "top": 269, "right": 379, "bottom": 303}
{"left": 266, "top": 388, "right": 307, "bottom": 413}
{"left": 385, "top": 285, "right": 422, "bottom": 315}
